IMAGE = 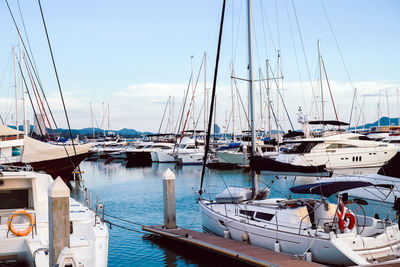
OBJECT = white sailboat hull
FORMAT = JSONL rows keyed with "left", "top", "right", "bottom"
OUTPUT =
{"left": 199, "top": 199, "right": 400, "bottom": 266}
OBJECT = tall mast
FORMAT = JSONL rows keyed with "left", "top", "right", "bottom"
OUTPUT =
{"left": 397, "top": 89, "right": 399, "bottom": 126}
{"left": 230, "top": 62, "right": 235, "bottom": 140}
{"left": 246, "top": 0, "right": 258, "bottom": 197}
{"left": 247, "top": 0, "right": 256, "bottom": 155}
{"left": 204, "top": 52, "right": 207, "bottom": 136}
{"left": 19, "top": 32, "right": 27, "bottom": 135}
{"left": 318, "top": 39, "right": 325, "bottom": 132}
{"left": 276, "top": 51, "right": 281, "bottom": 141}
{"left": 90, "top": 103, "right": 94, "bottom": 140}
{"left": 386, "top": 89, "right": 390, "bottom": 124}
{"left": 191, "top": 55, "right": 195, "bottom": 135}
{"left": 266, "top": 59, "right": 271, "bottom": 138}
{"left": 259, "top": 68, "right": 263, "bottom": 137}
{"left": 13, "top": 46, "right": 19, "bottom": 134}
{"left": 107, "top": 103, "right": 110, "bottom": 135}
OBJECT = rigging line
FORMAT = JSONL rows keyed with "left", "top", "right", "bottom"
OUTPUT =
{"left": 320, "top": 0, "right": 354, "bottom": 91}
{"left": 260, "top": 0, "right": 276, "bottom": 51}
{"left": 17, "top": 0, "right": 40, "bottom": 80}
{"left": 232, "top": 67, "right": 251, "bottom": 129}
{"left": 179, "top": 56, "right": 205, "bottom": 143}
{"left": 320, "top": 0, "right": 358, "bottom": 127}
{"left": 4, "top": 0, "right": 61, "bottom": 138}
{"left": 259, "top": 0, "right": 269, "bottom": 57}
{"left": 269, "top": 101, "right": 283, "bottom": 133}
{"left": 290, "top": 0, "right": 319, "bottom": 119}
{"left": 24, "top": 57, "right": 51, "bottom": 141}
{"left": 172, "top": 74, "right": 192, "bottom": 154}
{"left": 274, "top": 0, "right": 281, "bottom": 51}
{"left": 17, "top": 61, "right": 44, "bottom": 138}
{"left": 37, "top": 0, "right": 81, "bottom": 178}
{"left": 24, "top": 56, "right": 58, "bottom": 141}
{"left": 157, "top": 97, "right": 170, "bottom": 135}
{"left": 37, "top": 0, "right": 77, "bottom": 155}
{"left": 199, "top": 0, "right": 226, "bottom": 195}
{"left": 284, "top": 0, "right": 307, "bottom": 113}
{"left": 321, "top": 56, "right": 339, "bottom": 123}
{"left": 233, "top": 0, "right": 244, "bottom": 62}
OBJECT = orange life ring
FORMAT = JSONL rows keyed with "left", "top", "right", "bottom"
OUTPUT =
{"left": 338, "top": 212, "right": 355, "bottom": 231}
{"left": 7, "top": 210, "right": 35, "bottom": 236}
{"left": 345, "top": 213, "right": 356, "bottom": 230}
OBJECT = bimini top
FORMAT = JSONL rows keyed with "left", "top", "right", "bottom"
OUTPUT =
{"left": 308, "top": 120, "right": 349, "bottom": 126}
{"left": 290, "top": 181, "right": 393, "bottom": 198}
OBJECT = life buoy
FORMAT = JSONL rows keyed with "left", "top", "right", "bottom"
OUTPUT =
{"left": 338, "top": 212, "right": 355, "bottom": 231}
{"left": 7, "top": 210, "right": 35, "bottom": 236}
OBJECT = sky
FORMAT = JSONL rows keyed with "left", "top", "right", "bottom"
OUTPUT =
{"left": 0, "top": 0, "right": 400, "bottom": 133}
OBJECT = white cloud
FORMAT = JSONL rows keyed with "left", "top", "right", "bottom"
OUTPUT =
{"left": 2, "top": 80, "right": 400, "bottom": 133}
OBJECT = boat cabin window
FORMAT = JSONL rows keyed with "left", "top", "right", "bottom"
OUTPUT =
{"left": 239, "top": 209, "right": 255, "bottom": 218}
{"left": 326, "top": 144, "right": 357, "bottom": 149}
{"left": 255, "top": 212, "right": 274, "bottom": 221}
{"left": 0, "top": 189, "right": 30, "bottom": 210}
{"left": 144, "top": 145, "right": 153, "bottom": 149}
{"left": 12, "top": 147, "right": 21, "bottom": 156}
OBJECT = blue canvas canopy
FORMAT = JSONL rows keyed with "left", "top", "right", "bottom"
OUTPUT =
{"left": 290, "top": 181, "right": 392, "bottom": 198}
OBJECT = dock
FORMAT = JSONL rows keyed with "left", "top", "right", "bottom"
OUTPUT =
{"left": 142, "top": 225, "right": 322, "bottom": 267}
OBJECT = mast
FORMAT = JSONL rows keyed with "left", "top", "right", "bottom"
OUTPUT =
{"left": 13, "top": 46, "right": 19, "bottom": 134}
{"left": 107, "top": 104, "right": 110, "bottom": 135}
{"left": 90, "top": 103, "right": 95, "bottom": 140}
{"left": 247, "top": 0, "right": 256, "bottom": 155}
{"left": 246, "top": 0, "right": 258, "bottom": 197}
{"left": 266, "top": 59, "right": 272, "bottom": 138}
{"left": 386, "top": 89, "right": 390, "bottom": 125}
{"left": 259, "top": 68, "right": 263, "bottom": 137}
{"left": 230, "top": 62, "right": 235, "bottom": 140}
{"left": 397, "top": 89, "right": 399, "bottom": 126}
{"left": 191, "top": 55, "right": 195, "bottom": 136}
{"left": 204, "top": 52, "right": 207, "bottom": 137}
{"left": 276, "top": 51, "right": 280, "bottom": 139}
{"left": 19, "top": 31, "right": 27, "bottom": 135}
{"left": 318, "top": 39, "right": 325, "bottom": 132}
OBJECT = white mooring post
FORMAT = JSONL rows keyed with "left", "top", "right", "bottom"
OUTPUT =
{"left": 48, "top": 177, "right": 70, "bottom": 267}
{"left": 163, "top": 168, "right": 177, "bottom": 229}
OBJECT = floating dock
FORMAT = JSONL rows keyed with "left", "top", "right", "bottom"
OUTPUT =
{"left": 142, "top": 225, "right": 322, "bottom": 267}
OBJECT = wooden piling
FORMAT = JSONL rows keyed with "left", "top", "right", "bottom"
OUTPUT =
{"left": 163, "top": 168, "right": 176, "bottom": 229}
{"left": 48, "top": 177, "right": 70, "bottom": 266}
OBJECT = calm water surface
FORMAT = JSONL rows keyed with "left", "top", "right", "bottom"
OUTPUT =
{"left": 71, "top": 160, "right": 393, "bottom": 267}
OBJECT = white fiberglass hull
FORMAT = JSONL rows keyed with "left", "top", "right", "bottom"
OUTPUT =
{"left": 276, "top": 147, "right": 397, "bottom": 169}
{"left": 216, "top": 151, "right": 248, "bottom": 166}
{"left": 199, "top": 199, "right": 400, "bottom": 266}
{"left": 156, "top": 151, "right": 177, "bottom": 163}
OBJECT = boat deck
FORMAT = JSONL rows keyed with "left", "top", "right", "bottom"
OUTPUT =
{"left": 142, "top": 225, "right": 321, "bottom": 267}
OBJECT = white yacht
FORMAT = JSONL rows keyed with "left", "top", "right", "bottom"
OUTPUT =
{"left": 173, "top": 137, "right": 204, "bottom": 165}
{"left": 276, "top": 133, "right": 398, "bottom": 169}
{"left": 199, "top": 181, "right": 400, "bottom": 266}
{"left": 0, "top": 168, "right": 108, "bottom": 266}
{"left": 216, "top": 141, "right": 277, "bottom": 167}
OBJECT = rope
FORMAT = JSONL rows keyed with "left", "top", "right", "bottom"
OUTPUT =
{"left": 37, "top": 0, "right": 77, "bottom": 156}
{"left": 199, "top": 0, "right": 226, "bottom": 195}
{"left": 24, "top": 57, "right": 51, "bottom": 140}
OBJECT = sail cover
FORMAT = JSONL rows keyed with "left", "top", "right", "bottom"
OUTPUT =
{"left": 290, "top": 181, "right": 374, "bottom": 197}
{"left": 22, "top": 136, "right": 92, "bottom": 163}
{"left": 0, "top": 124, "right": 23, "bottom": 137}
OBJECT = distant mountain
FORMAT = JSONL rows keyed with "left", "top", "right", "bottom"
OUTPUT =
{"left": 351, "top": 117, "right": 400, "bottom": 130}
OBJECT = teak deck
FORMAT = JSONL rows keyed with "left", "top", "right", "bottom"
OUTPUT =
{"left": 142, "top": 225, "right": 322, "bottom": 267}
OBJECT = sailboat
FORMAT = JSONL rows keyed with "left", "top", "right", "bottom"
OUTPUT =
{"left": 198, "top": 1, "right": 400, "bottom": 265}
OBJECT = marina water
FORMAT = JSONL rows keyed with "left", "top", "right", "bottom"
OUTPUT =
{"left": 71, "top": 160, "right": 393, "bottom": 266}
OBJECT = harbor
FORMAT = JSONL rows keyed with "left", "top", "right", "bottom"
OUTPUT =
{"left": 1, "top": 0, "right": 400, "bottom": 266}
